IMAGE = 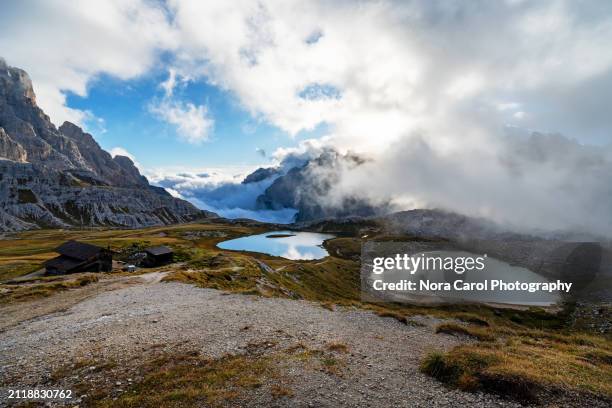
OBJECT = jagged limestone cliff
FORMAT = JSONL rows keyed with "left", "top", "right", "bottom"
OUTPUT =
{"left": 0, "top": 58, "right": 214, "bottom": 231}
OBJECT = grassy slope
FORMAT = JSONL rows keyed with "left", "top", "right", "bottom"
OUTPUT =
{"left": 0, "top": 222, "right": 610, "bottom": 404}
{"left": 0, "top": 274, "right": 100, "bottom": 303}
{"left": 47, "top": 341, "right": 347, "bottom": 408}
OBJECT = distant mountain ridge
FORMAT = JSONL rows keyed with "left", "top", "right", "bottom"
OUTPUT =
{"left": 253, "top": 150, "right": 385, "bottom": 222}
{"left": 0, "top": 58, "right": 214, "bottom": 231}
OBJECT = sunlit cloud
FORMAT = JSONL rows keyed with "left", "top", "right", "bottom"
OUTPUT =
{"left": 2, "top": 0, "right": 612, "bottom": 234}
{"left": 149, "top": 98, "right": 214, "bottom": 144}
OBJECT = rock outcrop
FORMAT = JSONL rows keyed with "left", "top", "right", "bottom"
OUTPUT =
{"left": 255, "top": 150, "right": 384, "bottom": 222}
{"left": 241, "top": 166, "right": 280, "bottom": 184}
{"left": 0, "top": 58, "right": 214, "bottom": 231}
{"left": 0, "top": 127, "right": 27, "bottom": 162}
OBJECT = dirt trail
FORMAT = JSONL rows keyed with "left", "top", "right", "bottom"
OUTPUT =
{"left": 0, "top": 275, "right": 526, "bottom": 407}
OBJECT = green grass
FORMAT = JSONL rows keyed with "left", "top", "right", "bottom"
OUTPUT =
{"left": 423, "top": 319, "right": 612, "bottom": 403}
{"left": 0, "top": 261, "right": 42, "bottom": 281}
{"left": 326, "top": 342, "right": 349, "bottom": 353}
{"left": 1, "top": 223, "right": 610, "bottom": 405}
{"left": 0, "top": 274, "right": 99, "bottom": 303}
{"left": 95, "top": 352, "right": 277, "bottom": 408}
{"left": 453, "top": 312, "right": 490, "bottom": 327}
{"left": 435, "top": 322, "right": 495, "bottom": 342}
{"left": 322, "top": 237, "right": 362, "bottom": 260}
{"left": 58, "top": 344, "right": 345, "bottom": 407}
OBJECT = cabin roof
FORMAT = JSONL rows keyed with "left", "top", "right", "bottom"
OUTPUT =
{"left": 56, "top": 240, "right": 105, "bottom": 261}
{"left": 145, "top": 246, "right": 173, "bottom": 256}
{"left": 44, "top": 255, "right": 84, "bottom": 271}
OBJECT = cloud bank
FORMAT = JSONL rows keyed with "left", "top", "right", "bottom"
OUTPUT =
{"left": 3, "top": 0, "right": 612, "bottom": 235}
{"left": 0, "top": 0, "right": 175, "bottom": 127}
{"left": 149, "top": 98, "right": 214, "bottom": 144}
{"left": 147, "top": 166, "right": 297, "bottom": 223}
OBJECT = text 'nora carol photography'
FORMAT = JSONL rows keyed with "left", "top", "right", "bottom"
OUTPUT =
{"left": 360, "top": 241, "right": 588, "bottom": 306}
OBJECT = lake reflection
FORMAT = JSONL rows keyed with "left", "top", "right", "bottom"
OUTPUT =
{"left": 217, "top": 230, "right": 335, "bottom": 260}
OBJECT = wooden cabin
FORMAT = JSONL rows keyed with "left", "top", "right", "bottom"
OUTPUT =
{"left": 45, "top": 240, "right": 112, "bottom": 275}
{"left": 143, "top": 246, "right": 174, "bottom": 267}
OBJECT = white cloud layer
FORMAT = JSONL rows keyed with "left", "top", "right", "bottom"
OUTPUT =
{"left": 146, "top": 165, "right": 296, "bottom": 223}
{"left": 149, "top": 98, "right": 214, "bottom": 144}
{"left": 2, "top": 0, "right": 612, "bottom": 234}
{"left": 0, "top": 0, "right": 175, "bottom": 127}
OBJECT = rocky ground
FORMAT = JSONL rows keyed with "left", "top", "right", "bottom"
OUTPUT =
{"left": 0, "top": 272, "right": 529, "bottom": 408}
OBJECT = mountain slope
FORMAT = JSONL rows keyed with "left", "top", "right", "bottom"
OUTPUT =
{"left": 0, "top": 58, "right": 214, "bottom": 231}
{"left": 255, "top": 150, "right": 385, "bottom": 222}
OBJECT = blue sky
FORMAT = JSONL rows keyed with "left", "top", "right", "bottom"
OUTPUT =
{"left": 2, "top": 0, "right": 612, "bottom": 233}
{"left": 65, "top": 70, "right": 326, "bottom": 170}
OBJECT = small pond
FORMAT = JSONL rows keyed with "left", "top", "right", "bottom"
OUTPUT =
{"left": 217, "top": 230, "right": 336, "bottom": 260}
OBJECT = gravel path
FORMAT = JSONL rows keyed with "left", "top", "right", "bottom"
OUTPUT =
{"left": 0, "top": 275, "right": 527, "bottom": 407}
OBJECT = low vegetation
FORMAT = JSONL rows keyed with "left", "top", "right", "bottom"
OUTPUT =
{"left": 435, "top": 322, "right": 495, "bottom": 342}
{"left": 453, "top": 312, "right": 490, "bottom": 327}
{"left": 422, "top": 319, "right": 612, "bottom": 403}
{"left": 0, "top": 274, "right": 99, "bottom": 303}
{"left": 322, "top": 237, "right": 362, "bottom": 260}
{"left": 0, "top": 222, "right": 610, "bottom": 405}
{"left": 96, "top": 352, "right": 277, "bottom": 408}
{"left": 0, "top": 261, "right": 42, "bottom": 281}
{"left": 47, "top": 342, "right": 349, "bottom": 407}
{"left": 326, "top": 341, "right": 349, "bottom": 353}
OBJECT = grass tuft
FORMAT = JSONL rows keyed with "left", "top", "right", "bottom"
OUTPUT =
{"left": 435, "top": 322, "right": 495, "bottom": 342}
{"left": 0, "top": 274, "right": 99, "bottom": 303}
{"left": 96, "top": 352, "right": 276, "bottom": 408}
{"left": 326, "top": 342, "right": 349, "bottom": 353}
{"left": 453, "top": 313, "right": 490, "bottom": 327}
{"left": 375, "top": 310, "right": 408, "bottom": 325}
{"left": 422, "top": 333, "right": 612, "bottom": 403}
{"left": 270, "top": 384, "right": 294, "bottom": 399}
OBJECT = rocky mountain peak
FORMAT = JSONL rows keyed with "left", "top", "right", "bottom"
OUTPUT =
{"left": 242, "top": 166, "right": 281, "bottom": 184}
{"left": 59, "top": 121, "right": 97, "bottom": 146}
{"left": 0, "top": 57, "right": 36, "bottom": 104}
{"left": 113, "top": 154, "right": 136, "bottom": 168}
{"left": 0, "top": 58, "right": 214, "bottom": 231}
{"left": 112, "top": 155, "right": 148, "bottom": 185}
{"left": 255, "top": 151, "right": 384, "bottom": 222}
{"left": 54, "top": 120, "right": 146, "bottom": 188}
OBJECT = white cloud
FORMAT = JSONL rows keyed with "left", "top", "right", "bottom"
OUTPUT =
{"left": 151, "top": 69, "right": 213, "bottom": 143}
{"left": 159, "top": 68, "right": 194, "bottom": 98}
{"left": 163, "top": 0, "right": 612, "bottom": 235}
{"left": 187, "top": 1, "right": 611, "bottom": 144}
{"left": 160, "top": 68, "right": 178, "bottom": 97}
{"left": 165, "top": 188, "right": 184, "bottom": 199}
{"left": 149, "top": 98, "right": 214, "bottom": 144}
{"left": 4, "top": 1, "right": 611, "bottom": 144}
{"left": 496, "top": 102, "right": 521, "bottom": 112}
{"left": 147, "top": 165, "right": 252, "bottom": 187}
{"left": 110, "top": 146, "right": 135, "bottom": 160}
{"left": 146, "top": 164, "right": 296, "bottom": 223}
{"left": 3, "top": 0, "right": 612, "bottom": 234}
{"left": 0, "top": 0, "right": 176, "bottom": 127}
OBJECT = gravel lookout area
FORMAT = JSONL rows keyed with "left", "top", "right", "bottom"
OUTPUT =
{"left": 0, "top": 272, "right": 532, "bottom": 408}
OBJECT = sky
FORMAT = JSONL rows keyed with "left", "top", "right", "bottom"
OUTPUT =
{"left": 63, "top": 69, "right": 326, "bottom": 170}
{"left": 1, "top": 0, "right": 612, "bottom": 234}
